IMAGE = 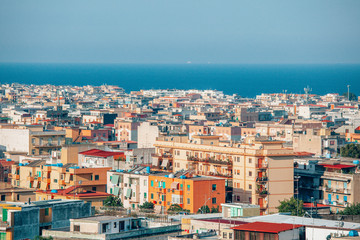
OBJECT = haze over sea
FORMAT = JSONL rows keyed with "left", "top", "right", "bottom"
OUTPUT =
{"left": 0, "top": 63, "right": 360, "bottom": 98}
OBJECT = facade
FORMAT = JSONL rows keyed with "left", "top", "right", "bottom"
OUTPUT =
{"left": 10, "top": 161, "right": 111, "bottom": 192}
{"left": 0, "top": 159, "right": 15, "bottom": 183}
{"left": 114, "top": 119, "right": 140, "bottom": 142}
{"left": 107, "top": 167, "right": 150, "bottom": 210}
{"left": 148, "top": 172, "right": 226, "bottom": 214}
{"left": 320, "top": 163, "right": 360, "bottom": 214}
{"left": 221, "top": 203, "right": 260, "bottom": 218}
{"left": 0, "top": 199, "right": 92, "bottom": 240}
{"left": 78, "top": 149, "right": 125, "bottom": 170}
{"left": 137, "top": 121, "right": 159, "bottom": 148}
{"left": 153, "top": 135, "right": 294, "bottom": 215}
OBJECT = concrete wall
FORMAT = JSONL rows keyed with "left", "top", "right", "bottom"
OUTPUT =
{"left": 11, "top": 208, "right": 40, "bottom": 240}
{"left": 52, "top": 201, "right": 92, "bottom": 229}
{"left": 0, "top": 129, "right": 30, "bottom": 154}
{"left": 138, "top": 122, "right": 159, "bottom": 148}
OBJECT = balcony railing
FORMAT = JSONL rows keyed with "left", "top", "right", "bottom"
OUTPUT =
{"left": 256, "top": 163, "right": 268, "bottom": 169}
{"left": 187, "top": 156, "right": 232, "bottom": 166}
{"left": 256, "top": 190, "right": 268, "bottom": 196}
{"left": 256, "top": 177, "right": 268, "bottom": 182}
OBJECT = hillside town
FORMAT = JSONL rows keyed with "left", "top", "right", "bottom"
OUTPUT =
{"left": 1, "top": 83, "right": 360, "bottom": 240}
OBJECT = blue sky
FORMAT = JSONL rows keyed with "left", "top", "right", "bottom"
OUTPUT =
{"left": 1, "top": 0, "right": 360, "bottom": 64}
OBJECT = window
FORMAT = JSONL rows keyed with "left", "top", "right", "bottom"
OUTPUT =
{"left": 223, "top": 232, "right": 227, "bottom": 238}
{"left": 151, "top": 193, "right": 154, "bottom": 199}
{"left": 144, "top": 193, "right": 147, "bottom": 199}
{"left": 92, "top": 187, "right": 97, "bottom": 191}
{"left": 187, "top": 198, "right": 190, "bottom": 204}
{"left": 249, "top": 171, "right": 252, "bottom": 177}
{"left": 54, "top": 179, "right": 58, "bottom": 183}
{"left": 32, "top": 138, "right": 35, "bottom": 144}
{"left": 229, "top": 233, "right": 233, "bottom": 239}
{"left": 17, "top": 194, "right": 20, "bottom": 201}
{"left": 212, "top": 198, "right": 216, "bottom": 204}
{"left": 248, "top": 158, "right": 252, "bottom": 164}
{"left": 187, "top": 185, "right": 190, "bottom": 191}
{"left": 1, "top": 195, "right": 5, "bottom": 201}
{"left": 45, "top": 208, "right": 49, "bottom": 216}
{"left": 95, "top": 175, "right": 99, "bottom": 180}
{"left": 144, "top": 180, "right": 147, "bottom": 186}
{"left": 212, "top": 184, "right": 217, "bottom": 191}
{"left": 91, "top": 175, "right": 93, "bottom": 181}
{"left": 151, "top": 180, "right": 154, "bottom": 187}
{"left": 74, "top": 225, "right": 80, "bottom": 232}
{"left": 114, "top": 222, "right": 117, "bottom": 228}
{"left": 249, "top": 184, "right": 252, "bottom": 190}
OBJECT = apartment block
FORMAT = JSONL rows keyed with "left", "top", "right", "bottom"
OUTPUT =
{"left": 153, "top": 135, "right": 294, "bottom": 215}
{"left": 10, "top": 161, "right": 110, "bottom": 192}
{"left": 148, "top": 172, "right": 225, "bottom": 214}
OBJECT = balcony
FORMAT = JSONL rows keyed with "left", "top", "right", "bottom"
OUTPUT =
{"left": 256, "top": 163, "right": 268, "bottom": 169}
{"left": 27, "top": 176, "right": 34, "bottom": 181}
{"left": 256, "top": 190, "right": 268, "bottom": 197}
{"left": 187, "top": 156, "right": 232, "bottom": 166}
{"left": 256, "top": 177, "right": 268, "bottom": 182}
{"left": 34, "top": 143, "right": 61, "bottom": 148}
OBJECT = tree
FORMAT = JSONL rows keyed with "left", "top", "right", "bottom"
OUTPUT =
{"left": 340, "top": 143, "right": 360, "bottom": 158}
{"left": 211, "top": 206, "right": 220, "bottom": 213}
{"left": 104, "top": 195, "right": 123, "bottom": 207}
{"left": 340, "top": 203, "right": 360, "bottom": 215}
{"left": 276, "top": 197, "right": 304, "bottom": 216}
{"left": 342, "top": 92, "right": 357, "bottom": 101}
{"left": 139, "top": 201, "right": 154, "bottom": 210}
{"left": 197, "top": 205, "right": 210, "bottom": 214}
{"left": 168, "top": 204, "right": 189, "bottom": 213}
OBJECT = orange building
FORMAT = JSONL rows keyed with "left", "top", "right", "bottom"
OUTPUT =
{"left": 148, "top": 172, "right": 225, "bottom": 214}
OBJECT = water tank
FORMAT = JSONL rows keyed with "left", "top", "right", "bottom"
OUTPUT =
{"left": 353, "top": 160, "right": 360, "bottom": 165}
{"left": 146, "top": 166, "right": 151, "bottom": 174}
{"left": 19, "top": 163, "right": 23, "bottom": 166}
{"left": 51, "top": 190, "right": 58, "bottom": 193}
{"left": 164, "top": 175, "right": 169, "bottom": 178}
{"left": 135, "top": 171, "right": 140, "bottom": 174}
{"left": 169, "top": 174, "right": 175, "bottom": 178}
{"left": 349, "top": 230, "right": 359, "bottom": 237}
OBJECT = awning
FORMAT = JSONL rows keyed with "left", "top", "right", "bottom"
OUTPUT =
{"left": 126, "top": 188, "right": 132, "bottom": 198}
{"left": 163, "top": 148, "right": 171, "bottom": 152}
{"left": 33, "top": 180, "right": 38, "bottom": 188}
{"left": 65, "top": 174, "right": 70, "bottom": 183}
{"left": 114, "top": 187, "right": 120, "bottom": 196}
{"left": 161, "top": 160, "right": 169, "bottom": 168}
{"left": 171, "top": 182, "right": 179, "bottom": 190}
{"left": 111, "top": 175, "right": 120, "bottom": 185}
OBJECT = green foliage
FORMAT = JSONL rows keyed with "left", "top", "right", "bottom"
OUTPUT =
{"left": 168, "top": 204, "right": 189, "bottom": 213}
{"left": 276, "top": 197, "right": 305, "bottom": 216}
{"left": 197, "top": 205, "right": 211, "bottom": 214}
{"left": 139, "top": 201, "right": 154, "bottom": 210}
{"left": 342, "top": 92, "right": 357, "bottom": 101}
{"left": 211, "top": 206, "right": 220, "bottom": 213}
{"left": 340, "top": 203, "right": 360, "bottom": 215}
{"left": 104, "top": 195, "right": 123, "bottom": 207}
{"left": 340, "top": 143, "right": 360, "bottom": 158}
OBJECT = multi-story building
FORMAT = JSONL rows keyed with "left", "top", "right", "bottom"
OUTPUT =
{"left": 114, "top": 119, "right": 140, "bottom": 142}
{"left": 148, "top": 172, "right": 225, "bottom": 214}
{"left": 188, "top": 125, "right": 242, "bottom": 142}
{"left": 0, "top": 125, "right": 65, "bottom": 156}
{"left": 0, "top": 159, "right": 15, "bottom": 183}
{"left": 107, "top": 166, "right": 150, "bottom": 210}
{"left": 78, "top": 149, "right": 125, "bottom": 170}
{"left": 319, "top": 162, "right": 360, "bottom": 214}
{"left": 153, "top": 135, "right": 294, "bottom": 215}
{"left": 0, "top": 199, "right": 92, "bottom": 240}
{"left": 10, "top": 161, "right": 111, "bottom": 192}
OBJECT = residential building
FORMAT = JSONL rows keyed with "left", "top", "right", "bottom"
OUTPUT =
{"left": 221, "top": 203, "right": 260, "bottom": 218}
{"left": 78, "top": 149, "right": 125, "bottom": 170}
{"left": 148, "top": 172, "right": 226, "bottom": 214}
{"left": 0, "top": 199, "right": 92, "bottom": 240}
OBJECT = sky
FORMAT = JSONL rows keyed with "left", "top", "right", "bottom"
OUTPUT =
{"left": 1, "top": 0, "right": 360, "bottom": 64}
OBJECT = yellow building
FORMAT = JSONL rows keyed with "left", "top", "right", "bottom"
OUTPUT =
{"left": 153, "top": 135, "right": 294, "bottom": 215}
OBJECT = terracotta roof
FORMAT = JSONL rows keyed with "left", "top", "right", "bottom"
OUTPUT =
{"left": 79, "top": 149, "right": 125, "bottom": 158}
{"left": 232, "top": 222, "right": 303, "bottom": 234}
{"left": 319, "top": 164, "right": 355, "bottom": 169}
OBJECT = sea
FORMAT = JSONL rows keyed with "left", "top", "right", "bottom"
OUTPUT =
{"left": 0, "top": 63, "right": 360, "bottom": 98}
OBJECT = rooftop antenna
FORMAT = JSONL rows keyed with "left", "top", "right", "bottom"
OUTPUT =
{"left": 347, "top": 85, "right": 351, "bottom": 101}
{"left": 304, "top": 86, "right": 312, "bottom": 103}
